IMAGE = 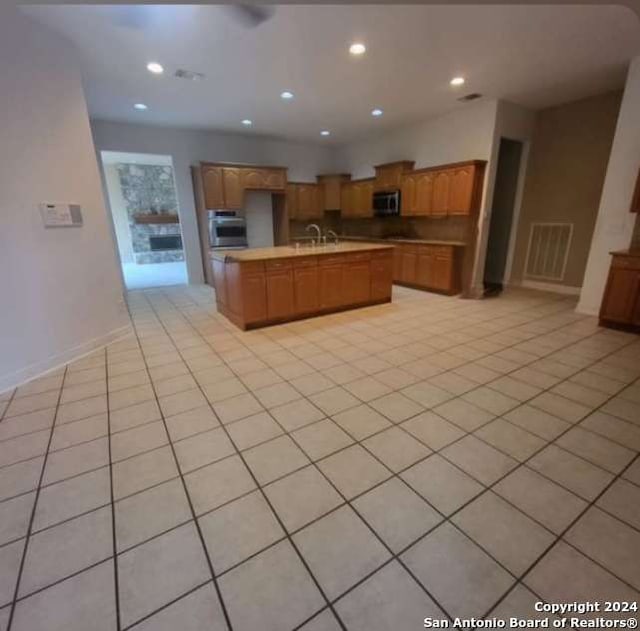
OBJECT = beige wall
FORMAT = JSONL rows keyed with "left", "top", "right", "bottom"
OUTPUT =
{"left": 510, "top": 91, "right": 622, "bottom": 289}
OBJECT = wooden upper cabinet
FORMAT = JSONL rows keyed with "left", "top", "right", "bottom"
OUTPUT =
{"left": 447, "top": 166, "right": 475, "bottom": 215}
{"left": 297, "top": 184, "right": 316, "bottom": 220}
{"left": 243, "top": 168, "right": 285, "bottom": 190}
{"left": 374, "top": 161, "right": 414, "bottom": 192}
{"left": 341, "top": 183, "right": 356, "bottom": 218}
{"left": 318, "top": 175, "right": 349, "bottom": 211}
{"left": 432, "top": 170, "right": 451, "bottom": 216}
{"left": 401, "top": 174, "right": 418, "bottom": 216}
{"left": 202, "top": 166, "right": 224, "bottom": 209}
{"left": 415, "top": 172, "right": 434, "bottom": 216}
{"left": 222, "top": 168, "right": 243, "bottom": 209}
{"left": 285, "top": 184, "right": 297, "bottom": 220}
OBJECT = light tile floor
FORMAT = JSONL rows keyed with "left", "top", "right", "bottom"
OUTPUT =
{"left": 0, "top": 285, "right": 639, "bottom": 631}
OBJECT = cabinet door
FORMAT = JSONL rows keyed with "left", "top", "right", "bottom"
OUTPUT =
{"left": 266, "top": 270, "right": 295, "bottom": 320}
{"left": 401, "top": 250, "right": 418, "bottom": 284}
{"left": 431, "top": 255, "right": 454, "bottom": 292}
{"left": 401, "top": 174, "right": 418, "bottom": 216}
{"left": 448, "top": 166, "right": 475, "bottom": 215}
{"left": 415, "top": 248, "right": 434, "bottom": 288}
{"left": 371, "top": 254, "right": 393, "bottom": 300}
{"left": 341, "top": 184, "right": 355, "bottom": 218}
{"left": 294, "top": 267, "right": 319, "bottom": 314}
{"left": 416, "top": 172, "right": 434, "bottom": 216}
{"left": 431, "top": 170, "right": 450, "bottom": 216}
{"left": 212, "top": 259, "right": 227, "bottom": 305}
{"left": 313, "top": 185, "right": 324, "bottom": 218}
{"left": 202, "top": 167, "right": 224, "bottom": 209}
{"left": 285, "top": 184, "right": 298, "bottom": 220}
{"left": 600, "top": 269, "right": 639, "bottom": 323}
{"left": 361, "top": 182, "right": 374, "bottom": 217}
{"left": 319, "top": 265, "right": 343, "bottom": 308}
{"left": 343, "top": 261, "right": 371, "bottom": 305}
{"left": 242, "top": 273, "right": 267, "bottom": 323}
{"left": 264, "top": 170, "right": 285, "bottom": 190}
{"left": 242, "top": 169, "right": 266, "bottom": 189}
{"left": 297, "top": 184, "right": 315, "bottom": 220}
{"left": 222, "top": 168, "right": 243, "bottom": 208}
{"left": 393, "top": 246, "right": 403, "bottom": 282}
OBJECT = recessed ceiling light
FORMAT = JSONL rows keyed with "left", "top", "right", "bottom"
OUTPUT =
{"left": 241, "top": 119, "right": 252, "bottom": 126}
{"left": 450, "top": 76, "right": 465, "bottom": 86}
{"left": 349, "top": 43, "right": 366, "bottom": 55}
{"left": 134, "top": 103, "right": 148, "bottom": 110}
{"left": 146, "top": 62, "right": 164, "bottom": 75}
{"left": 371, "top": 108, "right": 383, "bottom": 117}
{"left": 320, "top": 130, "right": 330, "bottom": 136}
{"left": 280, "top": 91, "right": 294, "bottom": 100}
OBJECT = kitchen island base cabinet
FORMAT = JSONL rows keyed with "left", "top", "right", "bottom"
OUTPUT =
{"left": 211, "top": 244, "right": 393, "bottom": 330}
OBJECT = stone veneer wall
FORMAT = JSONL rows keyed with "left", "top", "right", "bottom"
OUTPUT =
{"left": 116, "top": 163, "right": 185, "bottom": 264}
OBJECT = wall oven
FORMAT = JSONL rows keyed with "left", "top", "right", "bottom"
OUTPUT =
{"left": 208, "top": 211, "right": 248, "bottom": 248}
{"left": 373, "top": 191, "right": 401, "bottom": 217}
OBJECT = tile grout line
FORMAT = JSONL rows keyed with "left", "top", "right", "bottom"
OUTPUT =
{"left": 140, "top": 288, "right": 604, "bottom": 618}
{"left": 125, "top": 317, "right": 235, "bottom": 631}
{"left": 138, "top": 291, "right": 351, "bottom": 631}
{"left": 156, "top": 286, "right": 640, "bottom": 613}
{"left": 104, "top": 347, "right": 123, "bottom": 631}
{"left": 5, "top": 366, "right": 68, "bottom": 631}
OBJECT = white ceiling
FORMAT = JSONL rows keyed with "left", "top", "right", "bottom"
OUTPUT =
{"left": 26, "top": 4, "right": 640, "bottom": 143}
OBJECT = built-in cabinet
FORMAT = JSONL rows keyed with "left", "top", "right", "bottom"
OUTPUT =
{"left": 393, "top": 243, "right": 460, "bottom": 295}
{"left": 200, "top": 163, "right": 287, "bottom": 210}
{"left": 400, "top": 162, "right": 481, "bottom": 217}
{"left": 213, "top": 249, "right": 393, "bottom": 329}
{"left": 600, "top": 252, "right": 640, "bottom": 330}
{"left": 286, "top": 183, "right": 324, "bottom": 220}
{"left": 341, "top": 180, "right": 374, "bottom": 218}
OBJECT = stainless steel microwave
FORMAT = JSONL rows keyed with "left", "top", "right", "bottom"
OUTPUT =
{"left": 373, "top": 191, "right": 401, "bottom": 217}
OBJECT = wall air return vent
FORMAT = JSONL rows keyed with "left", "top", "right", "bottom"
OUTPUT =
{"left": 524, "top": 222, "right": 573, "bottom": 282}
{"left": 457, "top": 93, "right": 483, "bottom": 102}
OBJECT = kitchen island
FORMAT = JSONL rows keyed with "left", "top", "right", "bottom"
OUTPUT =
{"left": 210, "top": 243, "right": 394, "bottom": 329}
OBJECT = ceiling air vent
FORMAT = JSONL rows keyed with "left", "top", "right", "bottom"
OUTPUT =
{"left": 457, "top": 93, "right": 483, "bottom": 102}
{"left": 174, "top": 69, "right": 205, "bottom": 81}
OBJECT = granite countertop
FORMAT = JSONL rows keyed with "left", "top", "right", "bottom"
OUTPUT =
{"left": 611, "top": 249, "right": 640, "bottom": 258}
{"left": 210, "top": 242, "right": 394, "bottom": 262}
{"left": 337, "top": 235, "right": 467, "bottom": 247}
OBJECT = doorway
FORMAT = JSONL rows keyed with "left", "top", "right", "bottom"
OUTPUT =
{"left": 101, "top": 151, "right": 188, "bottom": 289}
{"left": 483, "top": 138, "right": 524, "bottom": 295}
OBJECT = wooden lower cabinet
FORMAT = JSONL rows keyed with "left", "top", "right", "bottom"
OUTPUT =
{"left": 371, "top": 253, "right": 393, "bottom": 301}
{"left": 294, "top": 265, "right": 319, "bottom": 314}
{"left": 393, "top": 243, "right": 460, "bottom": 295}
{"left": 242, "top": 273, "right": 267, "bottom": 323}
{"left": 213, "top": 247, "right": 394, "bottom": 329}
{"left": 319, "top": 263, "right": 344, "bottom": 309}
{"left": 600, "top": 253, "right": 640, "bottom": 329}
{"left": 343, "top": 258, "right": 371, "bottom": 305}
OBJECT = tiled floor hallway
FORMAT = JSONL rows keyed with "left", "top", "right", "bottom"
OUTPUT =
{"left": 0, "top": 285, "right": 639, "bottom": 631}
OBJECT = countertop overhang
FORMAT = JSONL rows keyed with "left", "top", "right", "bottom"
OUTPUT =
{"left": 210, "top": 242, "right": 394, "bottom": 263}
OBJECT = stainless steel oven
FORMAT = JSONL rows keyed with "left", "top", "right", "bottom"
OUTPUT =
{"left": 208, "top": 211, "right": 248, "bottom": 248}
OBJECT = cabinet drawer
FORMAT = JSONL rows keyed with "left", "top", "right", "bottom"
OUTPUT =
{"left": 239, "top": 261, "right": 265, "bottom": 274}
{"left": 611, "top": 255, "right": 640, "bottom": 271}
{"left": 319, "top": 254, "right": 346, "bottom": 266}
{"left": 346, "top": 252, "right": 371, "bottom": 262}
{"left": 266, "top": 258, "right": 293, "bottom": 271}
{"left": 293, "top": 256, "right": 318, "bottom": 268}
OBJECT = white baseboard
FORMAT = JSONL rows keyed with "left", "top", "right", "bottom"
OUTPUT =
{"left": 520, "top": 280, "right": 582, "bottom": 296}
{"left": 0, "top": 324, "right": 134, "bottom": 394}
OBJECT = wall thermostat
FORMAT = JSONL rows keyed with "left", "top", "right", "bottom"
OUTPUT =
{"left": 39, "top": 203, "right": 83, "bottom": 228}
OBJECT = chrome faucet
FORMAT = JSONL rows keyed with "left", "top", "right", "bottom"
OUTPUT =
{"left": 326, "top": 230, "right": 339, "bottom": 245}
{"left": 306, "top": 223, "right": 322, "bottom": 245}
